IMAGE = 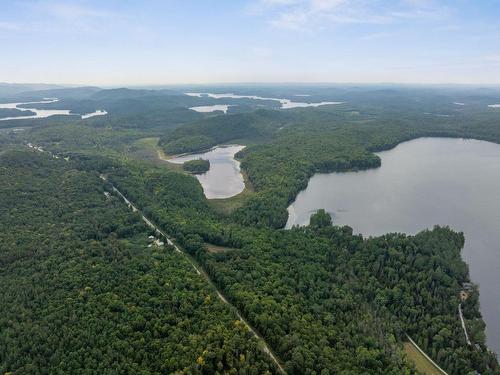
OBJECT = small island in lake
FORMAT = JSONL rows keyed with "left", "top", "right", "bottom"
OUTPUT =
{"left": 183, "top": 158, "right": 210, "bottom": 174}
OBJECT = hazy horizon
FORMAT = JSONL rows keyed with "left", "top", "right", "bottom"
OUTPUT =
{"left": 3, "top": 81, "right": 500, "bottom": 89}
{"left": 2, "top": 0, "right": 500, "bottom": 85}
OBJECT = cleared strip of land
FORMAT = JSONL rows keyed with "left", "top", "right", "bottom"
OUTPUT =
{"left": 404, "top": 337, "right": 448, "bottom": 375}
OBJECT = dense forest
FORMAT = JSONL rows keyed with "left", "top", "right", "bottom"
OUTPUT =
{"left": 1, "top": 84, "right": 500, "bottom": 374}
{"left": 102, "top": 158, "right": 498, "bottom": 374}
{"left": 0, "top": 151, "right": 276, "bottom": 374}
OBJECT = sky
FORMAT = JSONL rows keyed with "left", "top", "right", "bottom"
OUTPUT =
{"left": 1, "top": 0, "right": 500, "bottom": 85}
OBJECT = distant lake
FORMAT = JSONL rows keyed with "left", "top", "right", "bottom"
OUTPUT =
{"left": 81, "top": 109, "right": 108, "bottom": 119}
{"left": 184, "top": 92, "right": 342, "bottom": 109}
{"left": 168, "top": 145, "right": 245, "bottom": 199}
{"left": 286, "top": 137, "right": 500, "bottom": 354}
{"left": 0, "top": 99, "right": 107, "bottom": 121}
{"left": 0, "top": 99, "right": 71, "bottom": 120}
{"left": 189, "top": 104, "right": 233, "bottom": 114}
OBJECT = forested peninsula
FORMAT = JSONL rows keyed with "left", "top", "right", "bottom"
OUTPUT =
{"left": 0, "top": 108, "right": 36, "bottom": 118}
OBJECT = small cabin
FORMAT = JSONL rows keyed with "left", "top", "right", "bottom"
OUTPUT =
{"left": 463, "top": 282, "right": 474, "bottom": 291}
{"left": 460, "top": 290, "right": 469, "bottom": 301}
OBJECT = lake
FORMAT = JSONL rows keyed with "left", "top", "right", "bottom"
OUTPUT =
{"left": 286, "top": 137, "right": 500, "bottom": 354}
{"left": 184, "top": 92, "right": 342, "bottom": 109}
{"left": 0, "top": 99, "right": 71, "bottom": 120}
{"left": 81, "top": 109, "right": 108, "bottom": 119}
{"left": 168, "top": 145, "right": 245, "bottom": 199}
{"left": 0, "top": 99, "right": 107, "bottom": 121}
{"left": 189, "top": 104, "right": 233, "bottom": 113}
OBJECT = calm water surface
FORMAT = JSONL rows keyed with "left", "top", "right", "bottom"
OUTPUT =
{"left": 169, "top": 145, "right": 245, "bottom": 199}
{"left": 81, "top": 109, "right": 108, "bottom": 119}
{"left": 0, "top": 99, "right": 107, "bottom": 120}
{"left": 189, "top": 105, "right": 233, "bottom": 113}
{"left": 184, "top": 92, "right": 342, "bottom": 109}
{"left": 0, "top": 99, "right": 71, "bottom": 120}
{"left": 286, "top": 137, "right": 500, "bottom": 354}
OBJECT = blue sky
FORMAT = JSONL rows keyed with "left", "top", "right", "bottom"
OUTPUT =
{"left": 1, "top": 0, "right": 500, "bottom": 85}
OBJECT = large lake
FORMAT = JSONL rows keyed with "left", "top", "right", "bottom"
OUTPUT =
{"left": 0, "top": 99, "right": 107, "bottom": 121}
{"left": 185, "top": 92, "right": 342, "bottom": 109}
{"left": 286, "top": 137, "right": 500, "bottom": 354}
{"left": 168, "top": 145, "right": 245, "bottom": 199}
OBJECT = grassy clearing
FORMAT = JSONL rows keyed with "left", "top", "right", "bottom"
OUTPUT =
{"left": 404, "top": 341, "right": 445, "bottom": 375}
{"left": 205, "top": 243, "right": 236, "bottom": 254}
{"left": 132, "top": 137, "right": 184, "bottom": 172}
{"left": 134, "top": 136, "right": 160, "bottom": 150}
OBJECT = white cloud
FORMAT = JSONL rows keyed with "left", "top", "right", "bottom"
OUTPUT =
{"left": 270, "top": 9, "right": 310, "bottom": 30}
{"left": 310, "top": 0, "right": 345, "bottom": 11}
{"left": 21, "top": 1, "right": 126, "bottom": 34}
{"left": 261, "top": 0, "right": 301, "bottom": 5}
{"left": 44, "top": 3, "right": 110, "bottom": 20}
{"left": 254, "top": 0, "right": 450, "bottom": 31}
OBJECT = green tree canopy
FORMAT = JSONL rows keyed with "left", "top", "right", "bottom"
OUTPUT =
{"left": 310, "top": 209, "right": 333, "bottom": 228}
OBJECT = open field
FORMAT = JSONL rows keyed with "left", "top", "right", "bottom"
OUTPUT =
{"left": 205, "top": 243, "right": 236, "bottom": 254}
{"left": 404, "top": 341, "right": 447, "bottom": 375}
{"left": 131, "top": 137, "right": 184, "bottom": 171}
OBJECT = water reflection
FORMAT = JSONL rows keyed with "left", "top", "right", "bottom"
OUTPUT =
{"left": 286, "top": 137, "right": 500, "bottom": 354}
{"left": 184, "top": 92, "right": 342, "bottom": 109}
{"left": 0, "top": 99, "right": 71, "bottom": 120}
{"left": 168, "top": 145, "right": 245, "bottom": 199}
{"left": 0, "top": 99, "right": 107, "bottom": 120}
{"left": 189, "top": 105, "right": 233, "bottom": 114}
